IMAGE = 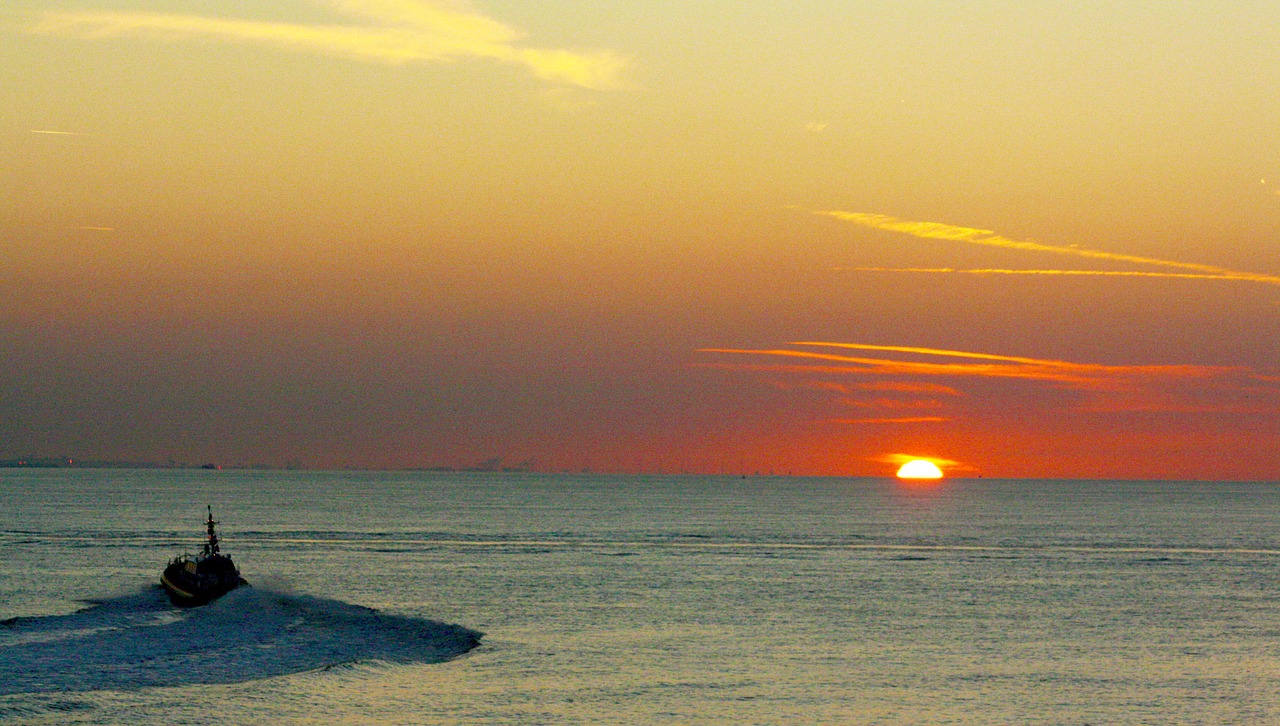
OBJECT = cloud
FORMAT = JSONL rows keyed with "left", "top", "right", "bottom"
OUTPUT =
{"left": 829, "top": 417, "right": 947, "bottom": 425}
{"left": 818, "top": 211, "right": 1280, "bottom": 287}
{"left": 789, "top": 342, "right": 1225, "bottom": 373}
{"left": 873, "top": 453, "right": 964, "bottom": 468}
{"left": 696, "top": 341, "right": 1277, "bottom": 425}
{"left": 854, "top": 381, "right": 963, "bottom": 396}
{"left": 698, "top": 343, "right": 1230, "bottom": 390}
{"left": 26, "top": 1, "right": 628, "bottom": 90}
{"left": 836, "top": 267, "right": 1261, "bottom": 282}
{"left": 845, "top": 398, "right": 946, "bottom": 410}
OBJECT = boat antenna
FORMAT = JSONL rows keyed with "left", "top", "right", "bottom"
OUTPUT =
{"left": 204, "top": 505, "right": 220, "bottom": 556}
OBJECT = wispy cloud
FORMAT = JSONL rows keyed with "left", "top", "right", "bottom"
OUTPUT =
{"left": 698, "top": 344, "right": 1228, "bottom": 390}
{"left": 26, "top": 1, "right": 628, "bottom": 90}
{"left": 829, "top": 417, "right": 947, "bottom": 424}
{"left": 874, "top": 453, "right": 962, "bottom": 468}
{"left": 818, "top": 210, "right": 1280, "bottom": 287}
{"left": 697, "top": 341, "right": 1278, "bottom": 424}
{"left": 790, "top": 342, "right": 1230, "bottom": 376}
{"left": 836, "top": 267, "right": 1261, "bottom": 282}
{"left": 855, "top": 381, "right": 962, "bottom": 396}
{"left": 845, "top": 398, "right": 946, "bottom": 411}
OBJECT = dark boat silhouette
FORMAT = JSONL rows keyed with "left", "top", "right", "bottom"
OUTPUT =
{"left": 160, "top": 506, "right": 247, "bottom": 606}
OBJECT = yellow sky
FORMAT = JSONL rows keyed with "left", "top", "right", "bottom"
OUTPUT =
{"left": 2, "top": 1, "right": 1278, "bottom": 478}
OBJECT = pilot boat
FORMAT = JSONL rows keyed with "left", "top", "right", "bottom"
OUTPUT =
{"left": 160, "top": 506, "right": 246, "bottom": 606}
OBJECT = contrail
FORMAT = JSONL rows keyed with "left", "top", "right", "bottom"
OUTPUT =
{"left": 819, "top": 210, "right": 1280, "bottom": 287}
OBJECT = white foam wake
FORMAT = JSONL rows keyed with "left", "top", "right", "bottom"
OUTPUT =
{"left": 0, "top": 586, "right": 481, "bottom": 694}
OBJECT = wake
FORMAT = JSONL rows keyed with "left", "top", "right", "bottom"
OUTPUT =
{"left": 0, "top": 586, "right": 481, "bottom": 694}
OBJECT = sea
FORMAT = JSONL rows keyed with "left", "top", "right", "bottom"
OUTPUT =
{"left": 2, "top": 469, "right": 1279, "bottom": 725}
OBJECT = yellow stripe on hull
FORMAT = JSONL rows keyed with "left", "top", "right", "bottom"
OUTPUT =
{"left": 160, "top": 572, "right": 195, "bottom": 600}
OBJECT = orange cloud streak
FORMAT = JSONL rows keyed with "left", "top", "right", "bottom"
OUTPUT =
{"left": 698, "top": 342, "right": 1279, "bottom": 438}
{"left": 828, "top": 417, "right": 947, "bottom": 424}
{"left": 698, "top": 346, "right": 1229, "bottom": 390}
{"left": 855, "top": 381, "right": 963, "bottom": 395}
{"left": 875, "top": 453, "right": 963, "bottom": 467}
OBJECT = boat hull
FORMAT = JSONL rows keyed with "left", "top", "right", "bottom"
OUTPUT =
{"left": 161, "top": 561, "right": 245, "bottom": 607}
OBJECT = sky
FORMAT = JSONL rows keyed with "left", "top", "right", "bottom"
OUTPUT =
{"left": 2, "top": 1, "right": 1278, "bottom": 479}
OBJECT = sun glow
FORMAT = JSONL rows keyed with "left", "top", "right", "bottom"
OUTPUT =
{"left": 896, "top": 459, "right": 944, "bottom": 479}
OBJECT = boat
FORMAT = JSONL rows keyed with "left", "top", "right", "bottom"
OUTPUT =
{"left": 160, "top": 506, "right": 247, "bottom": 606}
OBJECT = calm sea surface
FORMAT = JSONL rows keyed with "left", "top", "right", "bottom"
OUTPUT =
{"left": 2, "top": 470, "right": 1279, "bottom": 724}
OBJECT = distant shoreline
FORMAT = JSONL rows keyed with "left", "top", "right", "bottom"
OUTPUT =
{"left": 0, "top": 457, "right": 534, "bottom": 473}
{"left": 0, "top": 458, "right": 291, "bottom": 471}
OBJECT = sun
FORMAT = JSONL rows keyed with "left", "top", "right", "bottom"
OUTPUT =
{"left": 896, "top": 459, "right": 944, "bottom": 479}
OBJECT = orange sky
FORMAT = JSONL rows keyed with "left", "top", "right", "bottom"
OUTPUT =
{"left": 2, "top": 1, "right": 1278, "bottom": 478}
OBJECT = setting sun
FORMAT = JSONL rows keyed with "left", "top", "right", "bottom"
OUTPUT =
{"left": 896, "top": 459, "right": 944, "bottom": 479}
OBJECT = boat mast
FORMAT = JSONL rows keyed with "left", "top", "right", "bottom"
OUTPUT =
{"left": 203, "top": 505, "right": 220, "bottom": 556}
